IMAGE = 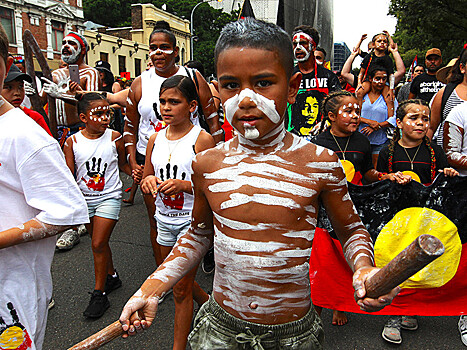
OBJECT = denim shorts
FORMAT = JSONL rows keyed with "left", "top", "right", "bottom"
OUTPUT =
{"left": 87, "top": 197, "right": 121, "bottom": 220}
{"left": 188, "top": 296, "right": 324, "bottom": 350}
{"left": 371, "top": 142, "right": 388, "bottom": 155}
{"left": 156, "top": 220, "right": 191, "bottom": 247}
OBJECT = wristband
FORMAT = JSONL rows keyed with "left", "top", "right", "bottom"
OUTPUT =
{"left": 378, "top": 172, "right": 387, "bottom": 181}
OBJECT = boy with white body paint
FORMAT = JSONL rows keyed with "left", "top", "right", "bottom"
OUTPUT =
{"left": 119, "top": 19, "right": 399, "bottom": 349}
{"left": 0, "top": 25, "right": 89, "bottom": 349}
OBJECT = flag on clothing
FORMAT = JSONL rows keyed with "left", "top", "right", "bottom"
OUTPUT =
{"left": 310, "top": 175, "right": 467, "bottom": 316}
{"left": 238, "top": 0, "right": 255, "bottom": 19}
{"left": 409, "top": 55, "right": 418, "bottom": 80}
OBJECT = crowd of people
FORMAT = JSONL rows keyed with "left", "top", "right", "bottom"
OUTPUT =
{"left": 0, "top": 13, "right": 466, "bottom": 350}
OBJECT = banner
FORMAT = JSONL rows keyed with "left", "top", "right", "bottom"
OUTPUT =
{"left": 310, "top": 175, "right": 467, "bottom": 315}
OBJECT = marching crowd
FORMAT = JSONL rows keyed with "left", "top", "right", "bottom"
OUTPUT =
{"left": 0, "top": 13, "right": 466, "bottom": 350}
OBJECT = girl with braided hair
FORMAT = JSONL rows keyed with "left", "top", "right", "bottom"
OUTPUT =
{"left": 377, "top": 99, "right": 458, "bottom": 186}
{"left": 314, "top": 91, "right": 392, "bottom": 186}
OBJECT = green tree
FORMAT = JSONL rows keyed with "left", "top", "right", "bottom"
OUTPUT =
{"left": 83, "top": 0, "right": 237, "bottom": 75}
{"left": 389, "top": 0, "right": 466, "bottom": 69}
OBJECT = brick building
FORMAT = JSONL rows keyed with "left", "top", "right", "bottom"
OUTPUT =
{"left": 1, "top": 0, "right": 85, "bottom": 69}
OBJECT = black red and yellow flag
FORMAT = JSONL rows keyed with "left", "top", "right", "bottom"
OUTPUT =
{"left": 310, "top": 175, "right": 467, "bottom": 315}
{"left": 238, "top": 0, "right": 255, "bottom": 19}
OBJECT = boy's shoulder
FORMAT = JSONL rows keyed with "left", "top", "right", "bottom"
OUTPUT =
{"left": 286, "top": 134, "right": 339, "bottom": 164}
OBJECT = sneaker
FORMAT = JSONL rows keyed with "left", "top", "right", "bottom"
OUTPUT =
{"left": 401, "top": 315, "right": 418, "bottom": 331}
{"left": 56, "top": 229, "right": 80, "bottom": 250}
{"left": 158, "top": 289, "right": 173, "bottom": 304}
{"left": 202, "top": 247, "right": 215, "bottom": 274}
{"left": 48, "top": 298, "right": 55, "bottom": 310}
{"left": 83, "top": 290, "right": 110, "bottom": 318}
{"left": 77, "top": 224, "right": 88, "bottom": 236}
{"left": 382, "top": 317, "right": 402, "bottom": 344}
{"left": 459, "top": 315, "right": 467, "bottom": 346}
{"left": 104, "top": 271, "right": 122, "bottom": 294}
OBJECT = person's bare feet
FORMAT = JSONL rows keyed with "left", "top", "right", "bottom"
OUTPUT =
{"left": 332, "top": 310, "right": 348, "bottom": 326}
{"left": 123, "top": 198, "right": 134, "bottom": 205}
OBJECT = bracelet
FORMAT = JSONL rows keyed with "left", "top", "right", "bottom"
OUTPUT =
{"left": 378, "top": 172, "right": 387, "bottom": 181}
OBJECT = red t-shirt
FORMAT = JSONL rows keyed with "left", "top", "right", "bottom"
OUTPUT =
{"left": 21, "top": 107, "right": 52, "bottom": 136}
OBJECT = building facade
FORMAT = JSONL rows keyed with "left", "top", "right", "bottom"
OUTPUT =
{"left": 211, "top": 0, "right": 334, "bottom": 60}
{"left": 332, "top": 41, "right": 351, "bottom": 71}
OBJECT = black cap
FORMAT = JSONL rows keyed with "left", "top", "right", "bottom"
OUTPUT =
{"left": 95, "top": 60, "right": 112, "bottom": 74}
{"left": 5, "top": 64, "right": 32, "bottom": 83}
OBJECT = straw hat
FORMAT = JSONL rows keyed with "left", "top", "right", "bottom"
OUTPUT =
{"left": 436, "top": 58, "right": 458, "bottom": 84}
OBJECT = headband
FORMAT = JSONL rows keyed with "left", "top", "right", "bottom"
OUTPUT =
{"left": 293, "top": 32, "right": 316, "bottom": 48}
{"left": 66, "top": 32, "right": 87, "bottom": 52}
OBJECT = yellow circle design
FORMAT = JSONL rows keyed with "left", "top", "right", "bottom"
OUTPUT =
{"left": 0, "top": 326, "right": 25, "bottom": 348}
{"left": 340, "top": 159, "right": 355, "bottom": 182}
{"left": 374, "top": 207, "right": 461, "bottom": 288}
{"left": 402, "top": 170, "right": 421, "bottom": 183}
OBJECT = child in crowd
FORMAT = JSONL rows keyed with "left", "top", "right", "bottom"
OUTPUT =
{"left": 356, "top": 32, "right": 396, "bottom": 118}
{"left": 63, "top": 92, "right": 135, "bottom": 318}
{"left": 376, "top": 99, "right": 458, "bottom": 344}
{"left": 140, "top": 75, "right": 214, "bottom": 349}
{"left": 119, "top": 18, "right": 398, "bottom": 349}
{"left": 1, "top": 64, "right": 51, "bottom": 135}
{"left": 0, "top": 23, "right": 88, "bottom": 350}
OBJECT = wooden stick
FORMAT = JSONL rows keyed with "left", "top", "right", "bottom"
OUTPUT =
{"left": 365, "top": 234, "right": 444, "bottom": 298}
{"left": 68, "top": 234, "right": 444, "bottom": 350}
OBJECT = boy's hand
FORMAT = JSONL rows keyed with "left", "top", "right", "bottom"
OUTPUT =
{"left": 157, "top": 179, "right": 189, "bottom": 196}
{"left": 360, "top": 34, "right": 368, "bottom": 41}
{"left": 132, "top": 164, "right": 144, "bottom": 184}
{"left": 353, "top": 266, "right": 400, "bottom": 312}
{"left": 441, "top": 168, "right": 459, "bottom": 177}
{"left": 119, "top": 293, "right": 159, "bottom": 338}
{"left": 359, "top": 126, "right": 375, "bottom": 136}
{"left": 141, "top": 175, "right": 162, "bottom": 197}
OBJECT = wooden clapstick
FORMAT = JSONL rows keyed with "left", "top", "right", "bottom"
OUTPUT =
{"left": 68, "top": 234, "right": 444, "bottom": 350}
{"left": 365, "top": 234, "right": 444, "bottom": 298}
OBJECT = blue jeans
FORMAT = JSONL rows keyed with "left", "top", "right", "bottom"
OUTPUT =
{"left": 189, "top": 296, "right": 324, "bottom": 349}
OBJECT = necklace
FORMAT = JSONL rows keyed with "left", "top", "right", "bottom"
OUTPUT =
{"left": 402, "top": 143, "right": 421, "bottom": 170}
{"left": 330, "top": 132, "right": 351, "bottom": 160}
{"left": 166, "top": 125, "right": 194, "bottom": 163}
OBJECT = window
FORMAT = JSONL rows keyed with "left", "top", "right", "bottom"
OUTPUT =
{"left": 100, "top": 52, "right": 108, "bottom": 62}
{"left": 0, "top": 7, "right": 15, "bottom": 44}
{"left": 118, "top": 55, "right": 126, "bottom": 74}
{"left": 134, "top": 58, "right": 141, "bottom": 77}
{"left": 181, "top": 48, "right": 185, "bottom": 65}
{"left": 51, "top": 21, "right": 64, "bottom": 51}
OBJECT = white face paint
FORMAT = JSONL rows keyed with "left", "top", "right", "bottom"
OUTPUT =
{"left": 224, "top": 88, "right": 281, "bottom": 142}
{"left": 149, "top": 49, "right": 174, "bottom": 57}
{"left": 61, "top": 36, "right": 81, "bottom": 64}
{"left": 292, "top": 33, "right": 314, "bottom": 62}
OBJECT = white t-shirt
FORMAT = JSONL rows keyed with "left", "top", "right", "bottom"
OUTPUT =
{"left": 0, "top": 108, "right": 88, "bottom": 349}
{"left": 445, "top": 101, "right": 467, "bottom": 176}
{"left": 73, "top": 129, "right": 122, "bottom": 204}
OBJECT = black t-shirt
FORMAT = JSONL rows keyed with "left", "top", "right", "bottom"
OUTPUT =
{"left": 286, "top": 65, "right": 341, "bottom": 137}
{"left": 377, "top": 141, "right": 449, "bottom": 185}
{"left": 361, "top": 53, "right": 394, "bottom": 78}
{"left": 410, "top": 73, "right": 445, "bottom": 103}
{"left": 312, "top": 130, "right": 373, "bottom": 184}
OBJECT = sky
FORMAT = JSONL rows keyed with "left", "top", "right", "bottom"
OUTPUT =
{"left": 333, "top": 0, "right": 397, "bottom": 66}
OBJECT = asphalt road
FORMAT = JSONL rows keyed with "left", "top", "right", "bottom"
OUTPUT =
{"left": 44, "top": 174, "right": 463, "bottom": 349}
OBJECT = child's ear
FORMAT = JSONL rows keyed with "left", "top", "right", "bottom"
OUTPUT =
{"left": 189, "top": 100, "right": 197, "bottom": 114}
{"left": 5, "top": 56, "right": 13, "bottom": 74}
{"left": 396, "top": 118, "right": 403, "bottom": 130}
{"left": 287, "top": 72, "right": 302, "bottom": 105}
{"left": 79, "top": 112, "right": 87, "bottom": 124}
{"left": 328, "top": 111, "right": 337, "bottom": 123}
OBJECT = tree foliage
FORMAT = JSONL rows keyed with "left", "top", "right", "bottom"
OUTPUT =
{"left": 389, "top": 0, "right": 466, "bottom": 68}
{"left": 83, "top": 0, "right": 237, "bottom": 76}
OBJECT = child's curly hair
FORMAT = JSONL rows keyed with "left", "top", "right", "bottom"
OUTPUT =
{"left": 388, "top": 99, "right": 436, "bottom": 182}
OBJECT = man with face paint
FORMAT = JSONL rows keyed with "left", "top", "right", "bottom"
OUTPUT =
{"left": 41, "top": 31, "right": 99, "bottom": 251}
{"left": 42, "top": 31, "right": 99, "bottom": 146}
{"left": 286, "top": 25, "right": 341, "bottom": 139}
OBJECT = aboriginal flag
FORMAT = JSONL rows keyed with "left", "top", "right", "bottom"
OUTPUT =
{"left": 238, "top": 0, "right": 255, "bottom": 19}
{"left": 310, "top": 175, "right": 467, "bottom": 315}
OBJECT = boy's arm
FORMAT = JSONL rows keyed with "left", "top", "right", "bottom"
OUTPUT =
{"left": 196, "top": 71, "right": 223, "bottom": 144}
{"left": 389, "top": 43, "right": 405, "bottom": 85}
{"left": 114, "top": 131, "right": 132, "bottom": 177}
{"left": 443, "top": 121, "right": 467, "bottom": 170}
{"left": 119, "top": 153, "right": 213, "bottom": 335}
{"left": 63, "top": 136, "right": 75, "bottom": 175}
{"left": 319, "top": 154, "right": 399, "bottom": 311}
